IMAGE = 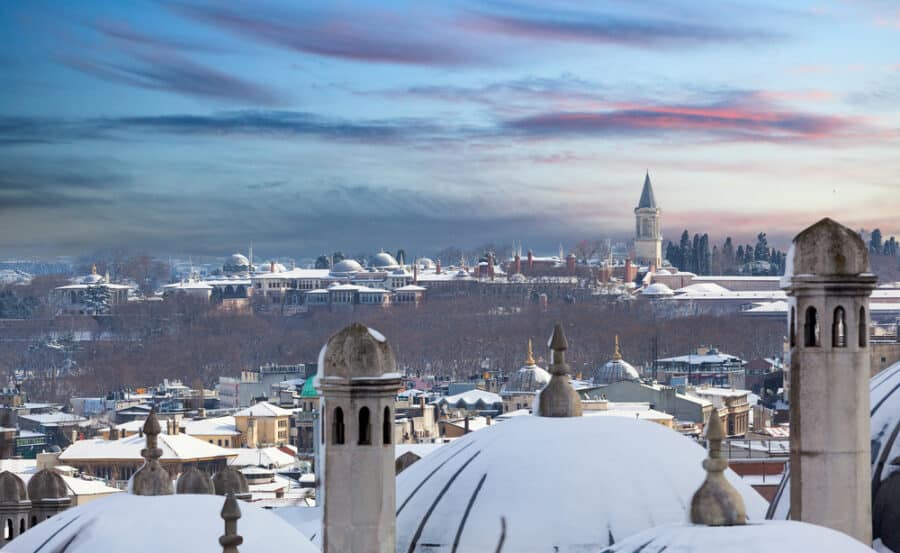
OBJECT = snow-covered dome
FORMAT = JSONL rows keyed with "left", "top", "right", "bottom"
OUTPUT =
{"left": 502, "top": 342, "right": 550, "bottom": 394}
{"left": 228, "top": 253, "right": 249, "bottom": 267}
{"left": 331, "top": 259, "right": 363, "bottom": 274}
{"left": 593, "top": 359, "right": 640, "bottom": 385}
{"left": 8, "top": 493, "right": 317, "bottom": 553}
{"left": 509, "top": 273, "right": 527, "bottom": 283}
{"left": 395, "top": 415, "right": 767, "bottom": 553}
{"left": 677, "top": 282, "right": 730, "bottom": 295}
{"left": 768, "top": 362, "right": 900, "bottom": 549}
{"left": 371, "top": 252, "right": 399, "bottom": 268}
{"left": 641, "top": 282, "right": 675, "bottom": 296}
{"left": 600, "top": 521, "right": 873, "bottom": 553}
{"left": 81, "top": 273, "right": 104, "bottom": 284}
{"left": 416, "top": 257, "right": 435, "bottom": 269}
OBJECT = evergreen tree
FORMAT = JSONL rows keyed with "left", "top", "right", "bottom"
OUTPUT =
{"left": 83, "top": 285, "right": 111, "bottom": 315}
{"left": 722, "top": 237, "right": 735, "bottom": 274}
{"left": 870, "top": 229, "right": 883, "bottom": 253}
{"left": 691, "top": 234, "right": 701, "bottom": 273}
{"left": 314, "top": 255, "right": 330, "bottom": 269}
{"left": 679, "top": 230, "right": 691, "bottom": 271}
{"left": 711, "top": 245, "right": 721, "bottom": 275}
{"left": 699, "top": 234, "right": 711, "bottom": 275}
{"left": 736, "top": 245, "right": 745, "bottom": 268}
{"left": 665, "top": 241, "right": 679, "bottom": 268}
{"left": 754, "top": 232, "right": 769, "bottom": 262}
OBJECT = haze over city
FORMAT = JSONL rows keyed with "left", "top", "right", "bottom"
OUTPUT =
{"left": 2, "top": 0, "right": 899, "bottom": 257}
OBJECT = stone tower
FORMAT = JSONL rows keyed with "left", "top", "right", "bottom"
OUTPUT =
{"left": 634, "top": 171, "right": 662, "bottom": 268}
{"left": 316, "top": 323, "right": 400, "bottom": 553}
{"left": 0, "top": 471, "right": 30, "bottom": 543}
{"left": 782, "top": 218, "right": 876, "bottom": 543}
{"left": 26, "top": 469, "right": 71, "bottom": 525}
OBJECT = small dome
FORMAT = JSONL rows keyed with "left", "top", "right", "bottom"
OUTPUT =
{"left": 213, "top": 467, "right": 250, "bottom": 497}
{"left": 318, "top": 323, "right": 396, "bottom": 380}
{"left": 786, "top": 218, "right": 869, "bottom": 278}
{"left": 0, "top": 471, "right": 27, "bottom": 503}
{"left": 81, "top": 273, "right": 104, "bottom": 284}
{"left": 176, "top": 467, "right": 214, "bottom": 495}
{"left": 502, "top": 365, "right": 551, "bottom": 394}
{"left": 642, "top": 283, "right": 675, "bottom": 296}
{"left": 593, "top": 359, "right": 640, "bottom": 385}
{"left": 600, "top": 521, "right": 873, "bottom": 553}
{"left": 416, "top": 257, "right": 435, "bottom": 269}
{"left": 331, "top": 259, "right": 363, "bottom": 274}
{"left": 372, "top": 252, "right": 399, "bottom": 268}
{"left": 396, "top": 416, "right": 767, "bottom": 553}
{"left": 27, "top": 469, "right": 68, "bottom": 501}
{"left": 510, "top": 273, "right": 527, "bottom": 283}
{"left": 228, "top": 253, "right": 249, "bottom": 267}
{"left": 677, "top": 282, "right": 729, "bottom": 295}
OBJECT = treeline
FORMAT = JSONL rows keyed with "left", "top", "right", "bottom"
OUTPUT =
{"left": 665, "top": 232, "right": 786, "bottom": 276}
{"left": 867, "top": 229, "right": 899, "bottom": 257}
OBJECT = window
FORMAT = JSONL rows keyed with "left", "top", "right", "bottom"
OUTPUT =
{"left": 832, "top": 306, "right": 846, "bottom": 348}
{"left": 358, "top": 406, "right": 371, "bottom": 445}
{"left": 859, "top": 306, "right": 867, "bottom": 347}
{"left": 332, "top": 407, "right": 345, "bottom": 445}
{"left": 804, "top": 306, "right": 820, "bottom": 347}
{"left": 5, "top": 519, "right": 11, "bottom": 540}
{"left": 19, "top": 519, "right": 24, "bottom": 534}
{"left": 383, "top": 406, "right": 391, "bottom": 445}
{"left": 789, "top": 307, "right": 796, "bottom": 348}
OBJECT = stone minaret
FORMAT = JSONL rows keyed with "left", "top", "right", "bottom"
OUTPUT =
{"left": 316, "top": 323, "right": 400, "bottom": 553}
{"left": 634, "top": 171, "right": 662, "bottom": 268}
{"left": 783, "top": 218, "right": 875, "bottom": 543}
{"left": 132, "top": 409, "right": 173, "bottom": 496}
{"left": 537, "top": 323, "right": 583, "bottom": 417}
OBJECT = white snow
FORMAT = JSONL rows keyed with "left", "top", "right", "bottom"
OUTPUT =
{"left": 60, "top": 433, "right": 236, "bottom": 462}
{"left": 233, "top": 401, "right": 293, "bottom": 418}
{"left": 367, "top": 326, "right": 386, "bottom": 342}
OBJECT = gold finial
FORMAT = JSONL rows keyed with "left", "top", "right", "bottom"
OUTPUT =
{"left": 91, "top": 264, "right": 98, "bottom": 275}
{"left": 690, "top": 407, "right": 746, "bottom": 526}
{"left": 613, "top": 335, "right": 622, "bottom": 360}
{"left": 525, "top": 339, "right": 535, "bottom": 365}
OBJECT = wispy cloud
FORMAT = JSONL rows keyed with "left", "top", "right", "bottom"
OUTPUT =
{"left": 167, "top": 2, "right": 485, "bottom": 66}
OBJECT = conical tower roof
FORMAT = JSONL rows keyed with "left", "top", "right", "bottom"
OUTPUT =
{"left": 638, "top": 171, "right": 657, "bottom": 209}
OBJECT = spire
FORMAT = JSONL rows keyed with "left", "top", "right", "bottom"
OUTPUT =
{"left": 525, "top": 339, "right": 535, "bottom": 366}
{"left": 90, "top": 264, "right": 97, "bottom": 275}
{"left": 132, "top": 408, "right": 173, "bottom": 496}
{"left": 638, "top": 171, "right": 657, "bottom": 209}
{"left": 613, "top": 335, "right": 622, "bottom": 361}
{"left": 219, "top": 492, "right": 243, "bottom": 553}
{"left": 690, "top": 407, "right": 746, "bottom": 526}
{"left": 537, "top": 323, "right": 583, "bottom": 418}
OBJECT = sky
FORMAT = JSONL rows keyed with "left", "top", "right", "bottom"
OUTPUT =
{"left": 1, "top": 0, "right": 899, "bottom": 259}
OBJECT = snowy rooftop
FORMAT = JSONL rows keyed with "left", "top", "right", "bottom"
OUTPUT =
{"left": 226, "top": 446, "right": 296, "bottom": 469}
{"left": 437, "top": 389, "right": 502, "bottom": 406}
{"left": 657, "top": 353, "right": 743, "bottom": 365}
{"left": 396, "top": 415, "right": 767, "bottom": 553}
{"left": 60, "top": 433, "right": 236, "bottom": 462}
{"left": 183, "top": 416, "right": 239, "bottom": 436}
{"left": 234, "top": 402, "right": 293, "bottom": 418}
{"left": 19, "top": 413, "right": 88, "bottom": 427}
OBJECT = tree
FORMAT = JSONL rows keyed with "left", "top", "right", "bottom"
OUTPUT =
{"left": 744, "top": 244, "right": 755, "bottom": 265}
{"left": 870, "top": 229, "right": 883, "bottom": 254}
{"left": 665, "top": 241, "right": 678, "bottom": 268}
{"left": 573, "top": 240, "right": 596, "bottom": 264}
{"left": 679, "top": 230, "right": 691, "bottom": 272}
{"left": 721, "top": 237, "right": 735, "bottom": 274}
{"left": 314, "top": 256, "right": 330, "bottom": 269}
{"left": 698, "top": 234, "right": 711, "bottom": 275}
{"left": 83, "top": 285, "right": 111, "bottom": 315}
{"left": 754, "top": 233, "right": 769, "bottom": 262}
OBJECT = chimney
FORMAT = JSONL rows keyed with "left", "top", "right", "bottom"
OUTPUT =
{"left": 527, "top": 250, "right": 534, "bottom": 273}
{"left": 488, "top": 253, "right": 495, "bottom": 281}
{"left": 413, "top": 263, "right": 418, "bottom": 284}
{"left": 463, "top": 415, "right": 470, "bottom": 434}
{"left": 625, "top": 259, "right": 635, "bottom": 283}
{"left": 435, "top": 259, "right": 441, "bottom": 274}
{"left": 485, "top": 416, "right": 492, "bottom": 426}
{"left": 270, "top": 261, "right": 275, "bottom": 273}
{"left": 566, "top": 253, "right": 576, "bottom": 275}
{"left": 514, "top": 253, "right": 521, "bottom": 276}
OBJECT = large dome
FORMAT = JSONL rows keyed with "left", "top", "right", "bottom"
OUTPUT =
{"left": 331, "top": 259, "right": 363, "bottom": 274}
{"left": 396, "top": 415, "right": 767, "bottom": 553}
{"left": 8, "top": 493, "right": 317, "bottom": 553}
{"left": 371, "top": 252, "right": 399, "bottom": 268}
{"left": 768, "top": 362, "right": 900, "bottom": 549}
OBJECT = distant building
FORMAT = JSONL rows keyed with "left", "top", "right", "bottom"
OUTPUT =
{"left": 656, "top": 347, "right": 746, "bottom": 389}
{"left": 634, "top": 172, "right": 662, "bottom": 268}
{"left": 50, "top": 265, "right": 133, "bottom": 315}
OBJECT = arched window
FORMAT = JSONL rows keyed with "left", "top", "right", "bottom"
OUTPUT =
{"left": 383, "top": 406, "right": 392, "bottom": 445}
{"left": 832, "top": 306, "right": 847, "bottom": 348}
{"left": 804, "top": 306, "right": 820, "bottom": 347}
{"left": 30, "top": 516, "right": 36, "bottom": 528}
{"left": 358, "top": 407, "right": 371, "bottom": 445}
{"left": 789, "top": 307, "right": 796, "bottom": 348}
{"left": 859, "top": 306, "right": 868, "bottom": 347}
{"left": 332, "top": 407, "right": 345, "bottom": 445}
{"left": 5, "top": 519, "right": 12, "bottom": 540}
{"left": 19, "top": 518, "right": 24, "bottom": 534}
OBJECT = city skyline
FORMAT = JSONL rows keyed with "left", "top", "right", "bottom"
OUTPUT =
{"left": 1, "top": 0, "right": 899, "bottom": 256}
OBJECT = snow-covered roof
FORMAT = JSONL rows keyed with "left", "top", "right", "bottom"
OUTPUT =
{"left": 584, "top": 406, "right": 675, "bottom": 421}
{"left": 394, "top": 285, "right": 427, "bottom": 292}
{"left": 690, "top": 387, "right": 750, "bottom": 398}
{"left": 396, "top": 415, "right": 767, "bottom": 553}
{"left": 183, "top": 416, "right": 240, "bottom": 436}
{"left": 676, "top": 282, "right": 730, "bottom": 295}
{"left": 641, "top": 283, "right": 675, "bottom": 296}
{"left": 8, "top": 493, "right": 317, "bottom": 553}
{"left": 19, "top": 413, "right": 88, "bottom": 427}
{"left": 234, "top": 402, "right": 293, "bottom": 418}
{"left": 227, "top": 447, "right": 296, "bottom": 469}
{"left": 602, "top": 521, "right": 873, "bottom": 553}
{"left": 437, "top": 389, "right": 502, "bottom": 407}
{"left": 657, "top": 352, "right": 743, "bottom": 365}
{"left": 60, "top": 433, "right": 236, "bottom": 462}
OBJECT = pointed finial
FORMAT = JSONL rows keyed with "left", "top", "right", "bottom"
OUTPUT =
{"left": 91, "top": 264, "right": 97, "bottom": 275}
{"left": 105, "top": 269, "right": 110, "bottom": 283}
{"left": 525, "top": 339, "right": 535, "bottom": 366}
{"left": 220, "top": 492, "right": 243, "bottom": 553}
{"left": 690, "top": 407, "right": 746, "bottom": 526}
{"left": 132, "top": 407, "right": 172, "bottom": 496}
{"left": 538, "top": 323, "right": 582, "bottom": 418}
{"left": 613, "top": 335, "right": 622, "bottom": 361}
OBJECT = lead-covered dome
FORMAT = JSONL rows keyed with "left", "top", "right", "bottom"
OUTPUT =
{"left": 318, "top": 323, "right": 396, "bottom": 380}
{"left": 27, "top": 469, "right": 68, "bottom": 501}
{"left": 396, "top": 415, "right": 767, "bottom": 553}
{"left": 8, "top": 493, "right": 317, "bottom": 553}
{"left": 599, "top": 521, "right": 873, "bottom": 553}
{"left": 0, "top": 471, "right": 27, "bottom": 503}
{"left": 371, "top": 252, "right": 399, "bottom": 268}
{"left": 593, "top": 358, "right": 640, "bottom": 385}
{"left": 786, "top": 217, "right": 869, "bottom": 278}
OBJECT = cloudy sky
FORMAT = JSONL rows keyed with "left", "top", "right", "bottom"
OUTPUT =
{"left": 1, "top": 0, "right": 898, "bottom": 259}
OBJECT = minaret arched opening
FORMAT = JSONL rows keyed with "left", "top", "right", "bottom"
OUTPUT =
{"left": 832, "top": 306, "right": 847, "bottom": 348}
{"left": 789, "top": 306, "right": 796, "bottom": 347}
{"left": 358, "top": 406, "right": 371, "bottom": 445}
{"left": 804, "top": 306, "right": 820, "bottom": 347}
{"left": 383, "top": 406, "right": 391, "bottom": 445}
{"left": 332, "top": 407, "right": 345, "bottom": 445}
{"left": 859, "top": 306, "right": 868, "bottom": 347}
